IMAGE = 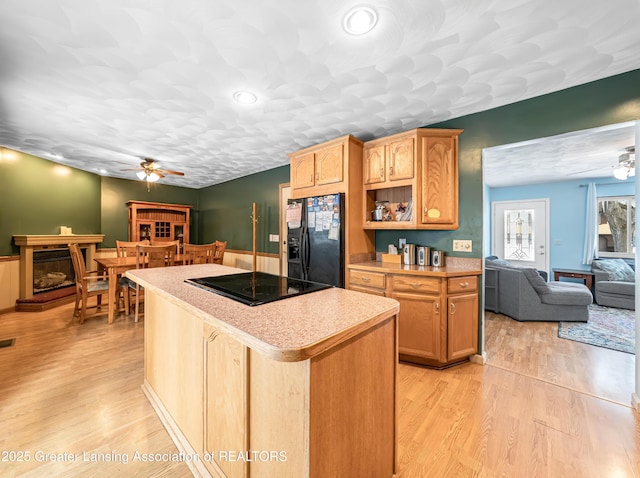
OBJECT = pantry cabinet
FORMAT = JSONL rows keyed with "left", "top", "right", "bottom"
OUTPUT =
{"left": 363, "top": 128, "right": 462, "bottom": 230}
{"left": 348, "top": 263, "right": 480, "bottom": 368}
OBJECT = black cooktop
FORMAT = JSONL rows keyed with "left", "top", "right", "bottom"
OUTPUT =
{"left": 185, "top": 271, "right": 332, "bottom": 306}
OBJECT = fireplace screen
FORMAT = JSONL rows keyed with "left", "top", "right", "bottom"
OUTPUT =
{"left": 32, "top": 249, "right": 80, "bottom": 294}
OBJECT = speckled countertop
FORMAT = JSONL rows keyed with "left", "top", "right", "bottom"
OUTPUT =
{"left": 126, "top": 264, "right": 399, "bottom": 362}
{"left": 348, "top": 260, "right": 482, "bottom": 277}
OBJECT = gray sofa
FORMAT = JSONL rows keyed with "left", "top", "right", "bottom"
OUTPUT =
{"left": 485, "top": 259, "right": 593, "bottom": 322}
{"left": 591, "top": 259, "right": 635, "bottom": 310}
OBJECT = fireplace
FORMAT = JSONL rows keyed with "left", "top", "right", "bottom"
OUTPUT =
{"left": 13, "top": 234, "right": 105, "bottom": 304}
{"left": 32, "top": 248, "right": 82, "bottom": 294}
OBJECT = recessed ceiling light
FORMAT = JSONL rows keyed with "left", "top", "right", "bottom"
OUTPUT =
{"left": 343, "top": 6, "right": 378, "bottom": 35}
{"left": 233, "top": 91, "right": 257, "bottom": 104}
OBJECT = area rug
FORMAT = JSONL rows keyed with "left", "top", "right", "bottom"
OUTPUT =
{"left": 558, "top": 304, "right": 635, "bottom": 354}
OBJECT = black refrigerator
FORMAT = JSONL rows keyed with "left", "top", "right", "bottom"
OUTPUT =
{"left": 286, "top": 193, "right": 345, "bottom": 288}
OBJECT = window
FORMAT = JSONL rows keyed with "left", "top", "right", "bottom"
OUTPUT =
{"left": 598, "top": 196, "right": 635, "bottom": 258}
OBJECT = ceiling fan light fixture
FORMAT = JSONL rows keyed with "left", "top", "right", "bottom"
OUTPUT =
{"left": 233, "top": 91, "right": 257, "bottom": 104}
{"left": 343, "top": 6, "right": 378, "bottom": 35}
{"left": 136, "top": 170, "right": 147, "bottom": 180}
{"left": 612, "top": 147, "right": 635, "bottom": 180}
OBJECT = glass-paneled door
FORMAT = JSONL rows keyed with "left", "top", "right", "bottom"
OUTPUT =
{"left": 492, "top": 199, "right": 549, "bottom": 272}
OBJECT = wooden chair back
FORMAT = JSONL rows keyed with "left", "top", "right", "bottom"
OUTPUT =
{"left": 68, "top": 242, "right": 109, "bottom": 323}
{"left": 136, "top": 244, "right": 176, "bottom": 269}
{"left": 68, "top": 243, "right": 86, "bottom": 289}
{"left": 116, "top": 240, "right": 149, "bottom": 258}
{"left": 150, "top": 239, "right": 180, "bottom": 254}
{"left": 183, "top": 243, "right": 215, "bottom": 264}
{"left": 212, "top": 241, "right": 227, "bottom": 265}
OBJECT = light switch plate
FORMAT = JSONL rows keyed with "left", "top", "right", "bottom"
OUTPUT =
{"left": 453, "top": 239, "right": 472, "bottom": 252}
{"left": 269, "top": 234, "right": 280, "bottom": 242}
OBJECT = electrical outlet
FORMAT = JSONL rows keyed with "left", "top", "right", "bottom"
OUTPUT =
{"left": 453, "top": 239, "right": 472, "bottom": 252}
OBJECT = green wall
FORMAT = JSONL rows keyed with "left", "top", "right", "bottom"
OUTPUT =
{"left": 100, "top": 176, "right": 199, "bottom": 248}
{"left": 0, "top": 148, "right": 101, "bottom": 256}
{"left": 197, "top": 166, "right": 290, "bottom": 254}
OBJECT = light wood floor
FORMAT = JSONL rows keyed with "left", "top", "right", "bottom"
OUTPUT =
{"left": 1, "top": 305, "right": 639, "bottom": 477}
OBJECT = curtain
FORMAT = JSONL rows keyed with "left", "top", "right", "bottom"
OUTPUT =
{"left": 582, "top": 182, "right": 598, "bottom": 264}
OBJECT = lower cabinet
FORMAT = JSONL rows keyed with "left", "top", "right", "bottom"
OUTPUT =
{"left": 349, "top": 268, "right": 479, "bottom": 367}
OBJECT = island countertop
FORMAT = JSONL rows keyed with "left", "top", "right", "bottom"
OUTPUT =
{"left": 127, "top": 263, "right": 400, "bottom": 362}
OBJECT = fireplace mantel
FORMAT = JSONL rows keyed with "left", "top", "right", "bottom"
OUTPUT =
{"left": 13, "top": 234, "right": 105, "bottom": 300}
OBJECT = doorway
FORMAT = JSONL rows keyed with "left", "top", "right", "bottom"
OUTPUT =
{"left": 279, "top": 184, "right": 291, "bottom": 276}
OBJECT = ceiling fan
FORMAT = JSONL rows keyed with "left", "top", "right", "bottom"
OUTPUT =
{"left": 612, "top": 146, "right": 635, "bottom": 180}
{"left": 124, "top": 158, "right": 185, "bottom": 188}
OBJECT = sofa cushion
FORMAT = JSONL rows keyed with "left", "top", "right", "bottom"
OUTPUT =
{"left": 597, "top": 280, "right": 636, "bottom": 296}
{"left": 486, "top": 257, "right": 514, "bottom": 268}
{"left": 592, "top": 259, "right": 635, "bottom": 282}
{"left": 540, "top": 282, "right": 593, "bottom": 305}
{"left": 521, "top": 268, "right": 550, "bottom": 294}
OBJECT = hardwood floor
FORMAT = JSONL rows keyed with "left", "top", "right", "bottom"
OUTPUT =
{"left": 1, "top": 305, "right": 639, "bottom": 477}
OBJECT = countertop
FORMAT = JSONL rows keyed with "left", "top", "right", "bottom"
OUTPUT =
{"left": 348, "top": 260, "right": 482, "bottom": 277}
{"left": 126, "top": 264, "right": 399, "bottom": 362}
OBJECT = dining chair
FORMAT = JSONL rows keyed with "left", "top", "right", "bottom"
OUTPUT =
{"left": 212, "top": 241, "right": 227, "bottom": 265}
{"left": 68, "top": 243, "right": 109, "bottom": 324}
{"left": 133, "top": 244, "right": 176, "bottom": 322}
{"left": 115, "top": 240, "right": 149, "bottom": 314}
{"left": 150, "top": 239, "right": 181, "bottom": 254}
{"left": 183, "top": 243, "right": 216, "bottom": 264}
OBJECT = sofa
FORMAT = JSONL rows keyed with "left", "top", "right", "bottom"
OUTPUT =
{"left": 591, "top": 258, "right": 635, "bottom": 310}
{"left": 485, "top": 258, "right": 593, "bottom": 322}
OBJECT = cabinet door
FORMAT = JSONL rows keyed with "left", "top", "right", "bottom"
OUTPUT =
{"left": 316, "top": 144, "right": 344, "bottom": 186}
{"left": 290, "top": 152, "right": 316, "bottom": 190}
{"left": 203, "top": 327, "right": 248, "bottom": 478}
{"left": 363, "top": 144, "right": 386, "bottom": 185}
{"left": 388, "top": 137, "right": 414, "bottom": 181}
{"left": 421, "top": 135, "right": 458, "bottom": 226}
{"left": 447, "top": 293, "right": 478, "bottom": 362}
{"left": 393, "top": 291, "right": 442, "bottom": 362}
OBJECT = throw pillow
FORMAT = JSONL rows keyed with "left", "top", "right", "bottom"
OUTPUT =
{"left": 521, "top": 268, "right": 551, "bottom": 294}
{"left": 592, "top": 259, "right": 635, "bottom": 282}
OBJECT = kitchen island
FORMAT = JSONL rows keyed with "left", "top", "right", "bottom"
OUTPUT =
{"left": 126, "top": 264, "right": 400, "bottom": 478}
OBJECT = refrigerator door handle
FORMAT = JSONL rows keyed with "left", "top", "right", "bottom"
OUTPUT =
{"left": 300, "top": 223, "right": 308, "bottom": 280}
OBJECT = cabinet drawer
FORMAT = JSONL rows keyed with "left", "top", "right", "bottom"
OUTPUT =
{"left": 349, "top": 284, "right": 386, "bottom": 296}
{"left": 350, "top": 270, "right": 386, "bottom": 289}
{"left": 392, "top": 275, "right": 440, "bottom": 294}
{"left": 447, "top": 276, "right": 478, "bottom": 294}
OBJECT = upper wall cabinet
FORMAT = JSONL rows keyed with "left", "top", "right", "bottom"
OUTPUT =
{"left": 363, "top": 128, "right": 463, "bottom": 230}
{"left": 289, "top": 135, "right": 363, "bottom": 199}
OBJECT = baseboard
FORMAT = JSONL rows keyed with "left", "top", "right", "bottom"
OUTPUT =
{"left": 469, "top": 352, "right": 487, "bottom": 365}
{"left": 141, "top": 380, "right": 214, "bottom": 478}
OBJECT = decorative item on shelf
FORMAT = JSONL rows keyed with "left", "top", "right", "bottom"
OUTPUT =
{"left": 372, "top": 201, "right": 392, "bottom": 221}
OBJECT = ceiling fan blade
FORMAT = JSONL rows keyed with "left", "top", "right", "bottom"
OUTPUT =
{"left": 565, "top": 167, "right": 603, "bottom": 176}
{"left": 158, "top": 169, "right": 185, "bottom": 176}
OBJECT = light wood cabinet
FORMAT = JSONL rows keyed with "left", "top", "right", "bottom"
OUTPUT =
{"left": 349, "top": 266, "right": 479, "bottom": 367}
{"left": 289, "top": 134, "right": 375, "bottom": 267}
{"left": 364, "top": 137, "right": 414, "bottom": 185}
{"left": 421, "top": 133, "right": 458, "bottom": 227}
{"left": 127, "top": 200, "right": 191, "bottom": 249}
{"left": 363, "top": 128, "right": 462, "bottom": 230}
{"left": 289, "top": 137, "right": 353, "bottom": 197}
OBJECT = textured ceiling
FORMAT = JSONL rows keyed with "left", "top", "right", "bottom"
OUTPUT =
{"left": 484, "top": 121, "right": 637, "bottom": 187}
{"left": 1, "top": 0, "right": 639, "bottom": 189}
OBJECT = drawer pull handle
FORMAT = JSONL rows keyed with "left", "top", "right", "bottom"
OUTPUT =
{"left": 450, "top": 303, "right": 457, "bottom": 314}
{"left": 410, "top": 282, "right": 421, "bottom": 288}
{"left": 361, "top": 277, "right": 371, "bottom": 282}
{"left": 459, "top": 282, "right": 469, "bottom": 288}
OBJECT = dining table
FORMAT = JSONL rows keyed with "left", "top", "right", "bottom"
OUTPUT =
{"left": 94, "top": 255, "right": 184, "bottom": 324}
